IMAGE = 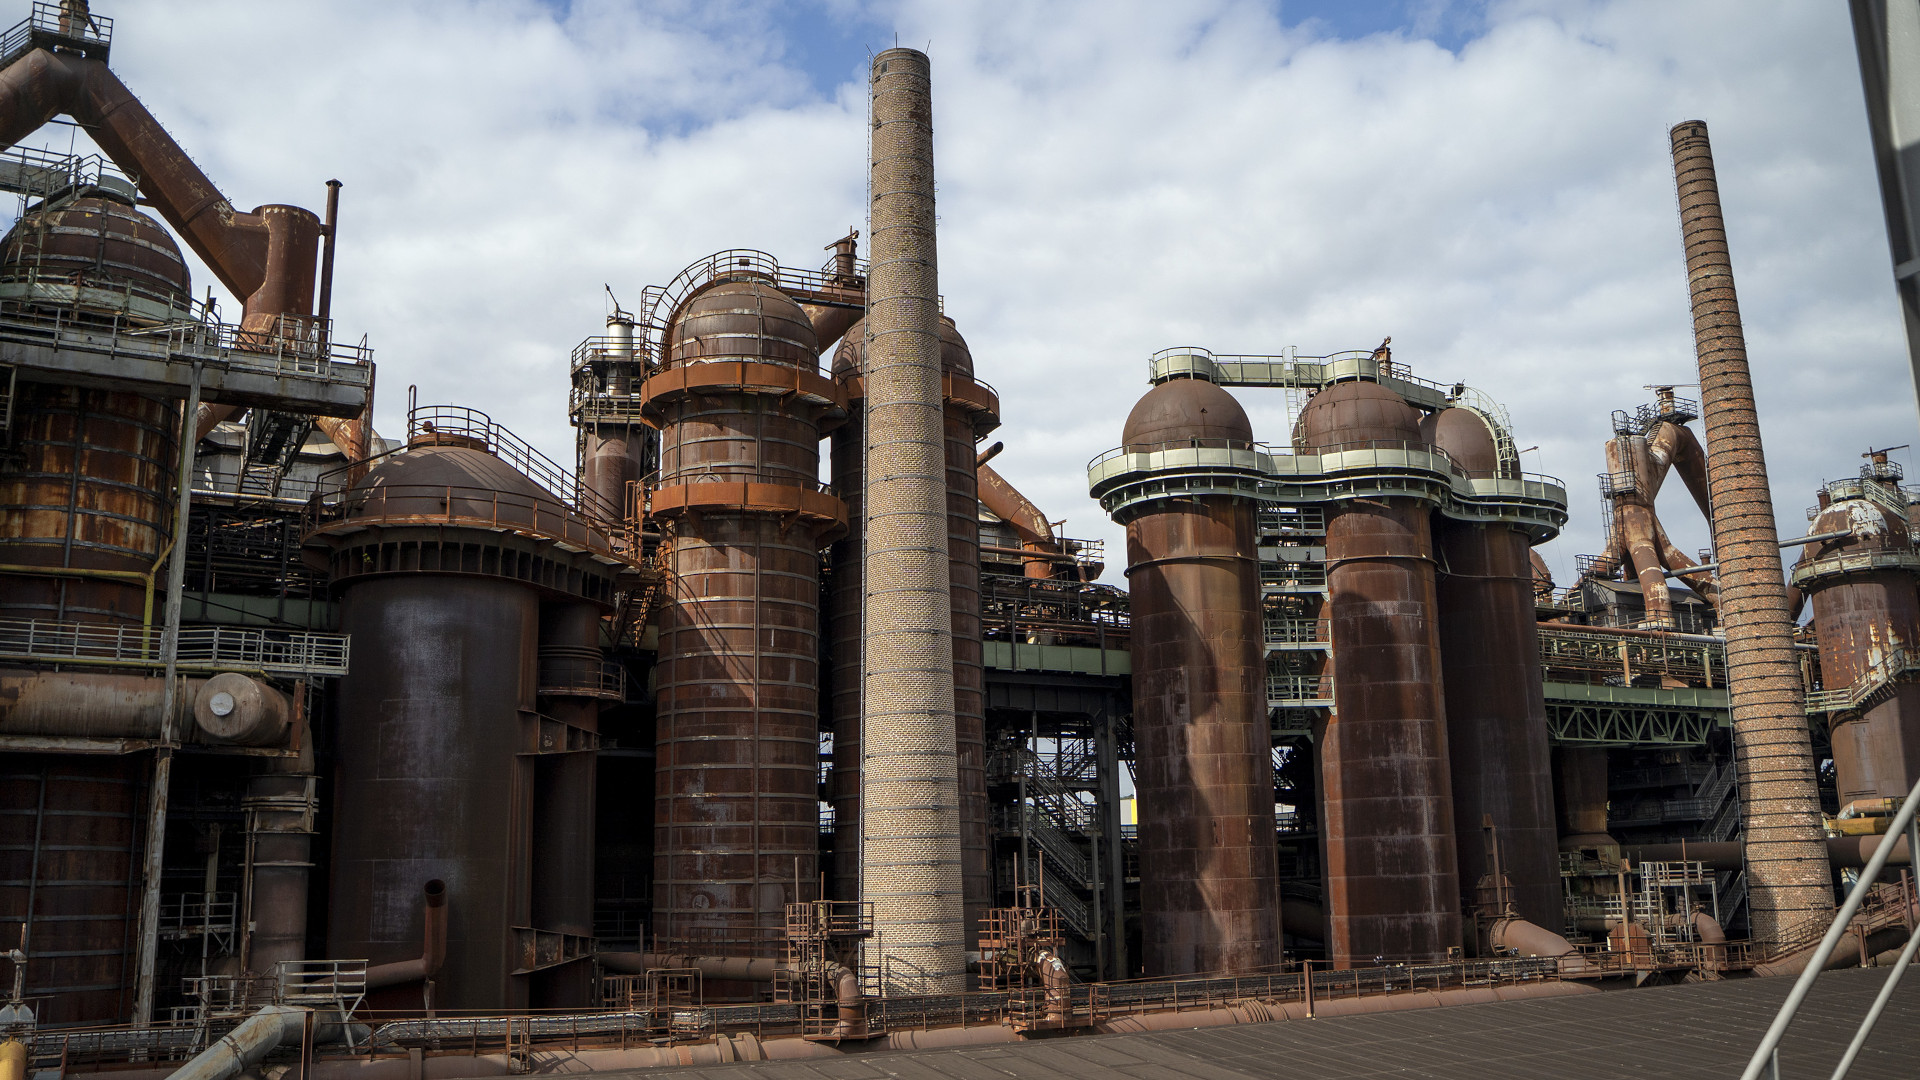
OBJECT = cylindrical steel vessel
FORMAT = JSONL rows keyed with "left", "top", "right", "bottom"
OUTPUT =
{"left": 1672, "top": 119, "right": 1833, "bottom": 940}
{"left": 0, "top": 190, "right": 191, "bottom": 625}
{"left": 1122, "top": 378, "right": 1281, "bottom": 976}
{"left": 1798, "top": 472, "right": 1920, "bottom": 806}
{"left": 1423, "top": 407, "right": 1559, "bottom": 933}
{"left": 579, "top": 312, "right": 645, "bottom": 519}
{"left": 645, "top": 276, "right": 841, "bottom": 958}
{"left": 532, "top": 600, "right": 603, "bottom": 1007}
{"left": 320, "top": 444, "right": 607, "bottom": 1012}
{"left": 330, "top": 571, "right": 538, "bottom": 1012}
{"left": 1299, "top": 379, "right": 1459, "bottom": 966}
{"left": 0, "top": 754, "right": 143, "bottom": 1025}
{"left": 827, "top": 330, "right": 866, "bottom": 905}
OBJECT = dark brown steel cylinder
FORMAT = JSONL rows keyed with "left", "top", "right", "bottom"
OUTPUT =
{"left": 1553, "top": 746, "right": 1614, "bottom": 845}
{"left": 940, "top": 318, "right": 990, "bottom": 941}
{"left": 1424, "top": 409, "right": 1559, "bottom": 931}
{"left": 532, "top": 601, "right": 602, "bottom": 1007}
{"left": 0, "top": 753, "right": 142, "bottom": 1025}
{"left": 827, "top": 331, "right": 865, "bottom": 905}
{"left": 245, "top": 767, "right": 315, "bottom": 977}
{"left": 650, "top": 278, "right": 829, "bottom": 956}
{"left": 1299, "top": 379, "right": 1459, "bottom": 966}
{"left": 1122, "top": 378, "right": 1281, "bottom": 977}
{"left": 1801, "top": 487, "right": 1920, "bottom": 804}
{"left": 1671, "top": 119, "right": 1833, "bottom": 940}
{"left": 329, "top": 573, "right": 538, "bottom": 1013}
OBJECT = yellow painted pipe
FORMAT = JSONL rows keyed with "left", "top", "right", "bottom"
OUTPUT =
{"left": 1, "top": 1038, "right": 26, "bottom": 1080}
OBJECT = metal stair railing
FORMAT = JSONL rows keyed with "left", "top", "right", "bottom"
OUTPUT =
{"left": 1739, "top": 776, "right": 1920, "bottom": 1080}
{"left": 1020, "top": 805, "right": 1093, "bottom": 891}
{"left": 1019, "top": 854, "right": 1092, "bottom": 938}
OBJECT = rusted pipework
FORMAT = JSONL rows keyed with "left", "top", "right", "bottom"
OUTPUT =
{"left": 597, "top": 952, "right": 867, "bottom": 1036}
{"left": 1033, "top": 948, "right": 1072, "bottom": 1025}
{"left": 862, "top": 47, "right": 965, "bottom": 993}
{"left": 1485, "top": 917, "right": 1586, "bottom": 974}
{"left": 1121, "top": 378, "right": 1281, "bottom": 976}
{"left": 362, "top": 880, "right": 448, "bottom": 992}
{"left": 0, "top": 668, "right": 290, "bottom": 746}
{"left": 1672, "top": 119, "right": 1835, "bottom": 940}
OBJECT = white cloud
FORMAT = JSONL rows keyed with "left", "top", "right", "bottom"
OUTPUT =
{"left": 17, "top": 0, "right": 1913, "bottom": 591}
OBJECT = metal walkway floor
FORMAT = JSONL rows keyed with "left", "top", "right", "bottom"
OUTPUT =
{"left": 622, "top": 967, "right": 1920, "bottom": 1079}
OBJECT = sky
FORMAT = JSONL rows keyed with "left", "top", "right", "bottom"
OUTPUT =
{"left": 19, "top": 0, "right": 1920, "bottom": 588}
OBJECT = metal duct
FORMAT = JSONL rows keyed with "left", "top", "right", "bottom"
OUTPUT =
{"left": 861, "top": 47, "right": 964, "bottom": 994}
{"left": 1670, "top": 120, "right": 1835, "bottom": 941}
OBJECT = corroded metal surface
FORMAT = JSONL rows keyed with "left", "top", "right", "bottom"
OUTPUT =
{"left": 1426, "top": 408, "right": 1558, "bottom": 931}
{"left": 1300, "top": 379, "right": 1459, "bottom": 966}
{"left": 1671, "top": 119, "right": 1834, "bottom": 941}
{"left": 861, "top": 47, "right": 964, "bottom": 994}
{"left": 0, "top": 194, "right": 186, "bottom": 625}
{"left": 0, "top": 385, "right": 174, "bottom": 624}
{"left": 533, "top": 600, "right": 602, "bottom": 1007}
{"left": 1122, "top": 378, "right": 1280, "bottom": 977}
{"left": 1799, "top": 475, "right": 1920, "bottom": 804}
{"left": 329, "top": 573, "right": 539, "bottom": 1013}
{"left": 647, "top": 277, "right": 836, "bottom": 958}
{"left": 0, "top": 753, "right": 142, "bottom": 1025}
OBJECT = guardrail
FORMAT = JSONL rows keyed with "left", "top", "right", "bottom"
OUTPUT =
{"left": 0, "top": 2, "right": 111, "bottom": 66}
{"left": 0, "top": 618, "right": 349, "bottom": 677}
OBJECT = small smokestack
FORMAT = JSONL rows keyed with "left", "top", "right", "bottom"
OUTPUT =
{"left": 860, "top": 47, "right": 965, "bottom": 994}
{"left": 1669, "top": 119, "right": 1834, "bottom": 940}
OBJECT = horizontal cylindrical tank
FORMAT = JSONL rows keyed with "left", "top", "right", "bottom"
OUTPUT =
{"left": 1423, "top": 407, "right": 1559, "bottom": 932}
{"left": 1123, "top": 377, "right": 1281, "bottom": 976}
{"left": 1299, "top": 379, "right": 1459, "bottom": 966}
{"left": 0, "top": 669, "right": 288, "bottom": 745}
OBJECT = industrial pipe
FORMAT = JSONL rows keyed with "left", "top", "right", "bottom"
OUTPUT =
{"left": 596, "top": 952, "right": 867, "bottom": 1036}
{"left": 362, "top": 880, "right": 447, "bottom": 992}
{"left": 0, "top": 669, "right": 290, "bottom": 746}
{"left": 1033, "top": 948, "right": 1071, "bottom": 1026}
{"left": 1625, "top": 837, "right": 1912, "bottom": 870}
{"left": 1486, "top": 917, "right": 1588, "bottom": 975}
{"left": 161, "top": 1006, "right": 362, "bottom": 1080}
{"left": 1672, "top": 119, "right": 1835, "bottom": 942}
{"left": 0, "top": 1039, "right": 22, "bottom": 1080}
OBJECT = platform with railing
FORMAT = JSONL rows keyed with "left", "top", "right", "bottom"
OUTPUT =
{"left": 0, "top": 303, "right": 371, "bottom": 417}
{"left": 0, "top": 2, "right": 111, "bottom": 67}
{"left": 0, "top": 617, "right": 349, "bottom": 677}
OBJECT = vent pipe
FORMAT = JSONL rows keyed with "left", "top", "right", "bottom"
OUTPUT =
{"left": 861, "top": 47, "right": 965, "bottom": 994}
{"left": 1670, "top": 120, "right": 1835, "bottom": 940}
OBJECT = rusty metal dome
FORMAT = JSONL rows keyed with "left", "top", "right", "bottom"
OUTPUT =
{"left": 1295, "top": 379, "right": 1421, "bottom": 452}
{"left": 0, "top": 188, "right": 192, "bottom": 322}
{"left": 1121, "top": 377, "right": 1253, "bottom": 449}
{"left": 1422, "top": 406, "right": 1499, "bottom": 475}
{"left": 668, "top": 277, "right": 817, "bottom": 368}
{"left": 346, "top": 443, "right": 608, "bottom": 554}
{"left": 831, "top": 315, "right": 973, "bottom": 379}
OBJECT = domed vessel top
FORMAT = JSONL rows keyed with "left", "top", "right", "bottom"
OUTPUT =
{"left": 1296, "top": 379, "right": 1421, "bottom": 452}
{"left": 1122, "top": 378, "right": 1253, "bottom": 449}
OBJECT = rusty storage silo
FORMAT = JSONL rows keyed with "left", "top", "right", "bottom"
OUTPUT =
{"left": 0, "top": 183, "right": 189, "bottom": 626}
{"left": 0, "top": 182, "right": 192, "bottom": 1025}
{"left": 1120, "top": 377, "right": 1281, "bottom": 976}
{"left": 1297, "top": 379, "right": 1460, "bottom": 966}
{"left": 826, "top": 316, "right": 996, "bottom": 931}
{"left": 308, "top": 425, "right": 625, "bottom": 1011}
{"left": 1794, "top": 458, "right": 1920, "bottom": 806}
{"left": 1421, "top": 407, "right": 1559, "bottom": 934}
{"left": 641, "top": 273, "right": 847, "bottom": 956}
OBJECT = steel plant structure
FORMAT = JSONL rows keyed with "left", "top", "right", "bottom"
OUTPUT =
{"left": 0, "top": 5, "right": 1914, "bottom": 1078}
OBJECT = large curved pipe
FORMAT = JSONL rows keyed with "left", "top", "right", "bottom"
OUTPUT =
{"left": 161, "top": 1006, "right": 364, "bottom": 1080}
{"left": 977, "top": 463, "right": 1055, "bottom": 547}
{"left": 1033, "top": 949, "right": 1072, "bottom": 1026}
{"left": 362, "top": 880, "right": 447, "bottom": 992}
{"left": 1487, "top": 917, "right": 1588, "bottom": 975}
